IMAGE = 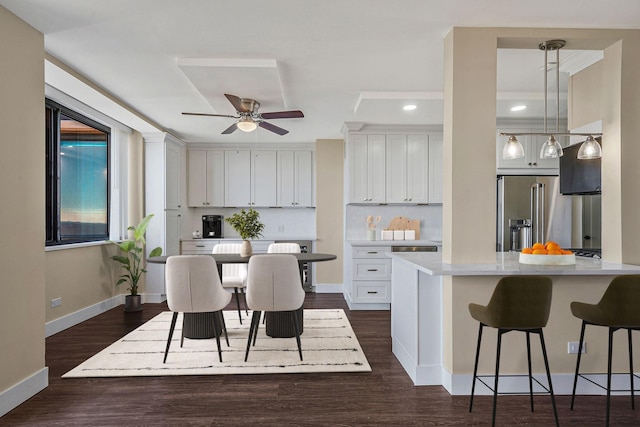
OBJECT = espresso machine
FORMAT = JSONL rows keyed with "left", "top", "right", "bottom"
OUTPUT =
{"left": 202, "top": 215, "right": 223, "bottom": 238}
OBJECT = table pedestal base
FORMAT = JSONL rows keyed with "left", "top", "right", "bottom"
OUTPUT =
{"left": 182, "top": 312, "right": 223, "bottom": 339}
{"left": 266, "top": 308, "right": 304, "bottom": 338}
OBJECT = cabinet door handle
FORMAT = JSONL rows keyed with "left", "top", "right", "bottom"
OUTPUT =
{"left": 367, "top": 291, "right": 378, "bottom": 294}
{"left": 367, "top": 251, "right": 378, "bottom": 254}
{"left": 367, "top": 269, "right": 378, "bottom": 272}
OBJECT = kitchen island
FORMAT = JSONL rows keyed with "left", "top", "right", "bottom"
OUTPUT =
{"left": 389, "top": 251, "right": 640, "bottom": 395}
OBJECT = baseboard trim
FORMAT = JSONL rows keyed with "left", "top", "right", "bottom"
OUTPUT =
{"left": 0, "top": 367, "right": 48, "bottom": 417}
{"left": 313, "top": 283, "right": 342, "bottom": 293}
{"left": 45, "top": 295, "right": 123, "bottom": 337}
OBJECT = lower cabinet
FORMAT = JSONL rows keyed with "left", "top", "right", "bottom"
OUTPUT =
{"left": 350, "top": 246, "right": 391, "bottom": 305}
{"left": 181, "top": 239, "right": 273, "bottom": 254}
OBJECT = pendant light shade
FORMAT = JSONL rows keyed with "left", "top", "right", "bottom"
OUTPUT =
{"left": 502, "top": 135, "right": 525, "bottom": 160}
{"left": 577, "top": 135, "right": 602, "bottom": 159}
{"left": 539, "top": 135, "right": 564, "bottom": 159}
{"left": 237, "top": 117, "right": 258, "bottom": 132}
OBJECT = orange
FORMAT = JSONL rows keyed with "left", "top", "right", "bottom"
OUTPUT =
{"left": 545, "top": 242, "right": 560, "bottom": 251}
{"left": 548, "top": 250, "right": 562, "bottom": 255}
{"left": 532, "top": 242, "right": 545, "bottom": 250}
{"left": 532, "top": 249, "right": 548, "bottom": 255}
{"left": 561, "top": 249, "right": 573, "bottom": 255}
{"left": 521, "top": 247, "right": 533, "bottom": 254}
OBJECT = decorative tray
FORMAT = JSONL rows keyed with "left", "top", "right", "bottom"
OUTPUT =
{"left": 519, "top": 253, "right": 576, "bottom": 265}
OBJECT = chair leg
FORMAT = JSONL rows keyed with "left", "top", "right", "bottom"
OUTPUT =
{"left": 492, "top": 329, "right": 504, "bottom": 427}
{"left": 571, "top": 320, "right": 587, "bottom": 410}
{"left": 218, "top": 311, "right": 229, "bottom": 346}
{"left": 292, "top": 310, "right": 303, "bottom": 361}
{"left": 539, "top": 329, "right": 559, "bottom": 427}
{"left": 241, "top": 287, "right": 248, "bottom": 315}
{"left": 212, "top": 311, "right": 223, "bottom": 362}
{"left": 244, "top": 311, "right": 261, "bottom": 362}
{"left": 163, "top": 312, "right": 179, "bottom": 363}
{"left": 469, "top": 323, "right": 483, "bottom": 413}
{"left": 233, "top": 287, "right": 242, "bottom": 324}
{"left": 180, "top": 317, "right": 185, "bottom": 348}
{"left": 526, "top": 331, "right": 534, "bottom": 412}
{"left": 628, "top": 328, "right": 635, "bottom": 410}
{"left": 607, "top": 327, "right": 614, "bottom": 427}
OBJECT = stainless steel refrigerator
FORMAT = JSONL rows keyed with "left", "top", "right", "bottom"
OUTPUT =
{"left": 496, "top": 176, "right": 573, "bottom": 252}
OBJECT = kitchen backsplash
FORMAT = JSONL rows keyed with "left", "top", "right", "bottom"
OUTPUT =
{"left": 346, "top": 204, "right": 442, "bottom": 241}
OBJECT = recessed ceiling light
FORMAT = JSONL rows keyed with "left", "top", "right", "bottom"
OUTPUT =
{"left": 403, "top": 104, "right": 417, "bottom": 111}
{"left": 510, "top": 105, "right": 527, "bottom": 112}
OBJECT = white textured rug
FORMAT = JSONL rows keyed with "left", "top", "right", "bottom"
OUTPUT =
{"left": 62, "top": 309, "right": 371, "bottom": 377}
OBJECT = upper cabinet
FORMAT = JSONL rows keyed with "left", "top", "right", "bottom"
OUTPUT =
{"left": 347, "top": 132, "right": 443, "bottom": 204}
{"left": 386, "top": 134, "right": 429, "bottom": 204}
{"left": 496, "top": 127, "right": 561, "bottom": 172}
{"left": 277, "top": 150, "right": 314, "bottom": 207}
{"left": 224, "top": 150, "right": 277, "bottom": 207}
{"left": 348, "top": 134, "right": 386, "bottom": 204}
{"left": 187, "top": 150, "right": 224, "bottom": 207}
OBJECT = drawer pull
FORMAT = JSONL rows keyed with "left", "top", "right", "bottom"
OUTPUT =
{"left": 367, "top": 269, "right": 378, "bottom": 272}
{"left": 367, "top": 291, "right": 378, "bottom": 294}
{"left": 367, "top": 251, "right": 378, "bottom": 254}
{"left": 196, "top": 245, "right": 205, "bottom": 248}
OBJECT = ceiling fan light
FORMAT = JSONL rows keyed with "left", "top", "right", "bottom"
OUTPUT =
{"left": 540, "top": 135, "right": 563, "bottom": 159}
{"left": 502, "top": 135, "right": 525, "bottom": 160}
{"left": 237, "top": 117, "right": 257, "bottom": 132}
{"left": 577, "top": 135, "right": 602, "bottom": 159}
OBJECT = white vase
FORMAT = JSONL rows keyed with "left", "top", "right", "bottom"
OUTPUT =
{"left": 240, "top": 240, "right": 253, "bottom": 257}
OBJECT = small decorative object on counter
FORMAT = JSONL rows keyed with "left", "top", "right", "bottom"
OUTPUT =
{"left": 381, "top": 230, "right": 394, "bottom": 240}
{"left": 225, "top": 208, "right": 265, "bottom": 257}
{"left": 393, "top": 230, "right": 405, "bottom": 240}
{"left": 366, "top": 215, "right": 381, "bottom": 241}
{"left": 519, "top": 241, "right": 575, "bottom": 265}
{"left": 192, "top": 230, "right": 201, "bottom": 239}
{"left": 404, "top": 230, "right": 416, "bottom": 240}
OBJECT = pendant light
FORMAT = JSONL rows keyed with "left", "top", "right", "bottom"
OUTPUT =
{"left": 237, "top": 116, "right": 258, "bottom": 132}
{"left": 501, "top": 40, "right": 601, "bottom": 160}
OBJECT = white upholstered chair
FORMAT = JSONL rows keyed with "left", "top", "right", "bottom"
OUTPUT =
{"left": 267, "top": 242, "right": 301, "bottom": 254}
{"left": 212, "top": 243, "right": 248, "bottom": 323}
{"left": 164, "top": 255, "right": 231, "bottom": 363}
{"left": 244, "top": 254, "right": 305, "bottom": 362}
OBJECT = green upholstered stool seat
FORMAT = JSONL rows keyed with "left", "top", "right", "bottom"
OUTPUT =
{"left": 468, "top": 275, "right": 558, "bottom": 427}
{"left": 570, "top": 275, "right": 640, "bottom": 427}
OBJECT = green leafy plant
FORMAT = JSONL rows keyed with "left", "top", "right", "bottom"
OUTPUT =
{"left": 225, "top": 208, "right": 265, "bottom": 240}
{"left": 110, "top": 214, "right": 162, "bottom": 296}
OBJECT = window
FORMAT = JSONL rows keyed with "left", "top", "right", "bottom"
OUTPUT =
{"left": 46, "top": 99, "right": 110, "bottom": 245}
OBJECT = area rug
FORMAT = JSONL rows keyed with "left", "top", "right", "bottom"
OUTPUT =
{"left": 62, "top": 309, "right": 371, "bottom": 377}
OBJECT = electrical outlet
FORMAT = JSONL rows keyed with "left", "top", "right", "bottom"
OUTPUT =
{"left": 568, "top": 341, "right": 586, "bottom": 354}
{"left": 51, "top": 297, "right": 62, "bottom": 308}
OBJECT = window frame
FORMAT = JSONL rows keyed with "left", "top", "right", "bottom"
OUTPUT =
{"left": 45, "top": 98, "right": 111, "bottom": 246}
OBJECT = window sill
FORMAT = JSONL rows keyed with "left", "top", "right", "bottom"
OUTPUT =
{"left": 45, "top": 240, "right": 111, "bottom": 252}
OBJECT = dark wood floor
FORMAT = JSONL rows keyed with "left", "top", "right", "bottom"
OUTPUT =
{"left": 2, "top": 293, "right": 639, "bottom": 426}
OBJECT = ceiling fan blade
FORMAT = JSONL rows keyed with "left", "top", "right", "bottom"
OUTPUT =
{"left": 221, "top": 123, "right": 238, "bottom": 134}
{"left": 260, "top": 110, "right": 304, "bottom": 120}
{"left": 224, "top": 94, "right": 251, "bottom": 113}
{"left": 182, "top": 112, "right": 238, "bottom": 118}
{"left": 259, "top": 121, "right": 289, "bottom": 135}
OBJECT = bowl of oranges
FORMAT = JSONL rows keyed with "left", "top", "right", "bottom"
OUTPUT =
{"left": 519, "top": 242, "right": 576, "bottom": 265}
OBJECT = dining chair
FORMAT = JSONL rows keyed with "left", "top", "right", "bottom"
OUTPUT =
{"left": 164, "top": 255, "right": 231, "bottom": 363}
{"left": 244, "top": 254, "right": 305, "bottom": 362}
{"left": 468, "top": 275, "right": 559, "bottom": 427}
{"left": 212, "top": 243, "right": 248, "bottom": 323}
{"left": 570, "top": 274, "right": 640, "bottom": 427}
{"left": 267, "top": 242, "right": 301, "bottom": 253}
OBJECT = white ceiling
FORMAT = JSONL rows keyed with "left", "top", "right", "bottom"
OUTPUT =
{"left": 1, "top": 0, "right": 639, "bottom": 143}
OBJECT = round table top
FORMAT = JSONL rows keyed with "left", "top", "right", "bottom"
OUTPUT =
{"left": 147, "top": 252, "right": 337, "bottom": 264}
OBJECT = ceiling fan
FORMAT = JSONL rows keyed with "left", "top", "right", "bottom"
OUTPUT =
{"left": 182, "top": 93, "right": 304, "bottom": 135}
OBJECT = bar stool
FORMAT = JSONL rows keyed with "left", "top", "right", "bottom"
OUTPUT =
{"left": 570, "top": 274, "right": 640, "bottom": 427}
{"left": 468, "top": 275, "right": 559, "bottom": 427}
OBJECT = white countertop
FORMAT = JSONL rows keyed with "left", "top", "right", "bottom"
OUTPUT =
{"left": 389, "top": 251, "right": 640, "bottom": 276}
{"left": 348, "top": 240, "right": 442, "bottom": 247}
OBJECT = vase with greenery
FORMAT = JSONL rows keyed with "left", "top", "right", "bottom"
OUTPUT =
{"left": 110, "top": 214, "right": 163, "bottom": 312}
{"left": 225, "top": 208, "right": 265, "bottom": 256}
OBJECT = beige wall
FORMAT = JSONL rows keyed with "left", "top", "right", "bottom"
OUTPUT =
{"left": 0, "top": 6, "right": 46, "bottom": 395}
{"left": 315, "top": 139, "right": 344, "bottom": 284}
{"left": 568, "top": 60, "right": 603, "bottom": 129}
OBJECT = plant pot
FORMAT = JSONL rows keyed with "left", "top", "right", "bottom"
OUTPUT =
{"left": 124, "top": 294, "right": 142, "bottom": 312}
{"left": 240, "top": 240, "right": 253, "bottom": 257}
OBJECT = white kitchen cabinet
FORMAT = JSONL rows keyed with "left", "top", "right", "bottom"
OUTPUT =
{"left": 224, "top": 150, "right": 277, "bottom": 207}
{"left": 349, "top": 245, "right": 391, "bottom": 305}
{"left": 497, "top": 128, "right": 560, "bottom": 171}
{"left": 277, "top": 150, "right": 314, "bottom": 207}
{"left": 187, "top": 150, "right": 224, "bottom": 207}
{"left": 386, "top": 134, "right": 429, "bottom": 203}
{"left": 428, "top": 134, "right": 443, "bottom": 203}
{"left": 348, "top": 134, "right": 385, "bottom": 203}
{"left": 181, "top": 239, "right": 274, "bottom": 254}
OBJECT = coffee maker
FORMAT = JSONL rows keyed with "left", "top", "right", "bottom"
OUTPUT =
{"left": 202, "top": 215, "right": 223, "bottom": 238}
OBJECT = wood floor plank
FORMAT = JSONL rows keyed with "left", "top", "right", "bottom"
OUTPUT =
{"left": 2, "top": 293, "right": 639, "bottom": 426}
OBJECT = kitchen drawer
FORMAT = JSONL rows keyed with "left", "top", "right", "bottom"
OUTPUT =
{"left": 354, "top": 281, "right": 390, "bottom": 303}
{"left": 181, "top": 240, "right": 218, "bottom": 254}
{"left": 353, "top": 258, "right": 391, "bottom": 280}
{"left": 352, "top": 246, "right": 389, "bottom": 259}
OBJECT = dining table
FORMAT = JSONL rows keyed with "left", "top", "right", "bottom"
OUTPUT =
{"left": 147, "top": 252, "right": 337, "bottom": 339}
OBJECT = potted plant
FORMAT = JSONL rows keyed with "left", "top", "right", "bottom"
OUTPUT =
{"left": 110, "top": 214, "right": 162, "bottom": 312}
{"left": 225, "top": 208, "right": 265, "bottom": 256}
